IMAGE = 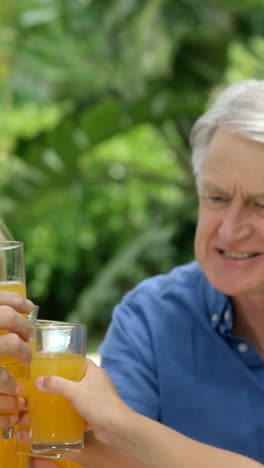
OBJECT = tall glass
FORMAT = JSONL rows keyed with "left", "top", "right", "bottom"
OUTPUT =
{"left": 16, "top": 322, "right": 68, "bottom": 460}
{"left": 15, "top": 367, "right": 62, "bottom": 461}
{"left": 0, "top": 241, "right": 27, "bottom": 369}
{"left": 0, "top": 241, "right": 26, "bottom": 297}
{"left": 29, "top": 321, "right": 87, "bottom": 454}
{"left": 0, "top": 241, "right": 28, "bottom": 440}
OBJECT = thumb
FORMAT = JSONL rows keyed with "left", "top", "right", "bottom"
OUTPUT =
{"left": 35, "top": 375, "right": 77, "bottom": 401}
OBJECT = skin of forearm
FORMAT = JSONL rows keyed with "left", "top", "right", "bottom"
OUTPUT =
{"left": 108, "top": 406, "right": 263, "bottom": 468}
{"left": 66, "top": 431, "right": 147, "bottom": 468}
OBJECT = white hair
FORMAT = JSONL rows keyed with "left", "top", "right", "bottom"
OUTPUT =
{"left": 190, "top": 79, "right": 264, "bottom": 190}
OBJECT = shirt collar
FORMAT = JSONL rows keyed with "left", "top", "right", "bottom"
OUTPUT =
{"left": 201, "top": 272, "right": 232, "bottom": 332}
{"left": 200, "top": 270, "right": 264, "bottom": 367}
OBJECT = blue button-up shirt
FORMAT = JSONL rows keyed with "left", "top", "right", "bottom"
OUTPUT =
{"left": 99, "top": 261, "right": 264, "bottom": 463}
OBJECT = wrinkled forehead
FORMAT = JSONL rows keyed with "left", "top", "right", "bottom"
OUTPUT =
{"left": 199, "top": 127, "right": 264, "bottom": 195}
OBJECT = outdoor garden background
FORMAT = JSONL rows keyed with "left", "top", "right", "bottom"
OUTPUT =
{"left": 1, "top": 0, "right": 264, "bottom": 351}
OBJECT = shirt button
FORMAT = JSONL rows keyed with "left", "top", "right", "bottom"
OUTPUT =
{"left": 211, "top": 314, "right": 218, "bottom": 322}
{"left": 238, "top": 343, "right": 248, "bottom": 354}
{"left": 224, "top": 310, "right": 231, "bottom": 321}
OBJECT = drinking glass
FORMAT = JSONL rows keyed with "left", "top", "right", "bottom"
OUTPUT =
{"left": 0, "top": 241, "right": 29, "bottom": 439}
{"left": 28, "top": 321, "right": 87, "bottom": 454}
{"left": 0, "top": 241, "right": 27, "bottom": 371}
{"left": 0, "top": 240, "right": 26, "bottom": 296}
{"left": 16, "top": 322, "right": 69, "bottom": 460}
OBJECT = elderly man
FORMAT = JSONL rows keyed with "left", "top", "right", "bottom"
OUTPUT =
{"left": 98, "top": 80, "right": 264, "bottom": 463}
{"left": 2, "top": 79, "right": 264, "bottom": 467}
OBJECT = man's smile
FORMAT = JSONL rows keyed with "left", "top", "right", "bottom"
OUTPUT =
{"left": 220, "top": 250, "right": 259, "bottom": 259}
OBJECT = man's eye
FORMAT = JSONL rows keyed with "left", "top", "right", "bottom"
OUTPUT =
{"left": 209, "top": 196, "right": 225, "bottom": 202}
{"left": 202, "top": 196, "right": 226, "bottom": 205}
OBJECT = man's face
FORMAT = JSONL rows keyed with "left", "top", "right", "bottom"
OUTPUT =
{"left": 195, "top": 127, "right": 264, "bottom": 297}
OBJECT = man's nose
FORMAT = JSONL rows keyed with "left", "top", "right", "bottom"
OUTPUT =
{"left": 218, "top": 202, "right": 252, "bottom": 243}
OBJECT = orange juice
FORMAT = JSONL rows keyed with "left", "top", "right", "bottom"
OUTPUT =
{"left": 0, "top": 281, "right": 27, "bottom": 296}
{"left": 15, "top": 379, "right": 60, "bottom": 458}
{"left": 0, "top": 281, "right": 27, "bottom": 372}
{"left": 15, "top": 379, "right": 31, "bottom": 455}
{"left": 0, "top": 279, "right": 29, "bottom": 448}
{"left": 29, "top": 353, "right": 86, "bottom": 446}
{"left": 0, "top": 438, "right": 28, "bottom": 467}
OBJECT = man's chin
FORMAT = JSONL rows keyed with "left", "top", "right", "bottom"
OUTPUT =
{"left": 206, "top": 274, "right": 245, "bottom": 297}
{"left": 198, "top": 260, "right": 259, "bottom": 296}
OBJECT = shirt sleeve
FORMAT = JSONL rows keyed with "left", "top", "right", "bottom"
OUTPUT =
{"left": 98, "top": 286, "right": 160, "bottom": 421}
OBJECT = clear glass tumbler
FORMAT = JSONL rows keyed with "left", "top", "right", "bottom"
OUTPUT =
{"left": 28, "top": 321, "right": 87, "bottom": 454}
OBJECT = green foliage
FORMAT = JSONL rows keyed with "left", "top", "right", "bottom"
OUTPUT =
{"left": 1, "top": 0, "right": 264, "bottom": 333}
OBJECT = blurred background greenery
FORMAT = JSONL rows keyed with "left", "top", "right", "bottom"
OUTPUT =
{"left": 1, "top": 0, "right": 264, "bottom": 349}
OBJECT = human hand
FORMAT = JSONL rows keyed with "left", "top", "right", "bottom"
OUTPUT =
{"left": 28, "top": 432, "right": 141, "bottom": 468}
{"left": 0, "top": 368, "right": 26, "bottom": 429}
{"left": 0, "top": 291, "right": 35, "bottom": 363}
{"left": 32, "top": 359, "right": 130, "bottom": 446}
{"left": 0, "top": 292, "right": 34, "bottom": 429}
{"left": 17, "top": 360, "right": 138, "bottom": 468}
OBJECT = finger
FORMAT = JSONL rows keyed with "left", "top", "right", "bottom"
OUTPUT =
{"left": 0, "top": 412, "right": 19, "bottom": 429}
{"left": 16, "top": 429, "right": 30, "bottom": 441}
{"left": 16, "top": 381, "right": 24, "bottom": 395}
{"left": 16, "top": 411, "right": 29, "bottom": 426}
{"left": 0, "top": 370, "right": 25, "bottom": 397}
{"left": 0, "top": 333, "right": 32, "bottom": 363}
{"left": 0, "top": 369, "right": 27, "bottom": 413}
{"left": 0, "top": 306, "right": 31, "bottom": 341}
{"left": 0, "top": 367, "right": 16, "bottom": 395}
{"left": 35, "top": 375, "right": 78, "bottom": 402}
{"left": 0, "top": 395, "right": 25, "bottom": 412}
{"left": 35, "top": 359, "right": 96, "bottom": 401}
{"left": 0, "top": 292, "right": 34, "bottom": 314}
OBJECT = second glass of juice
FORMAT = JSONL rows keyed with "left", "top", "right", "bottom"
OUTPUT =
{"left": 28, "top": 321, "right": 87, "bottom": 454}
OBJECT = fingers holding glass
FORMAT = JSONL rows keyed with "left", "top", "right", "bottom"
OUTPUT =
{"left": 29, "top": 321, "right": 87, "bottom": 454}
{"left": 0, "top": 291, "right": 34, "bottom": 314}
{"left": 0, "top": 333, "right": 32, "bottom": 364}
{"left": 0, "top": 368, "right": 26, "bottom": 432}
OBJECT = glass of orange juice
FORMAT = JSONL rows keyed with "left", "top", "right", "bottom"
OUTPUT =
{"left": 0, "top": 241, "right": 29, "bottom": 439}
{"left": 0, "top": 241, "right": 26, "bottom": 297}
{"left": 0, "top": 241, "right": 27, "bottom": 372}
{"left": 28, "top": 321, "right": 87, "bottom": 454}
{"left": 15, "top": 376, "right": 62, "bottom": 460}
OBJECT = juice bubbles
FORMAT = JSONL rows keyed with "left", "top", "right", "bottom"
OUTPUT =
{"left": 29, "top": 353, "right": 86, "bottom": 447}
